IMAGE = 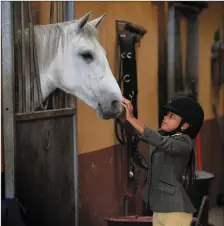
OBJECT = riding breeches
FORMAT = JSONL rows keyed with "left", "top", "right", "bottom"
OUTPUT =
{"left": 153, "top": 212, "right": 193, "bottom": 226}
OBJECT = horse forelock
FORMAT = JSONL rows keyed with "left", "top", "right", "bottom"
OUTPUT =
{"left": 79, "top": 23, "right": 98, "bottom": 38}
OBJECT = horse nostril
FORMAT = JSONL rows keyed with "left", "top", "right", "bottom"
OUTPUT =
{"left": 111, "top": 100, "right": 119, "bottom": 109}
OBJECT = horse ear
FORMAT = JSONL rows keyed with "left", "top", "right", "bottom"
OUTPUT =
{"left": 76, "top": 11, "right": 92, "bottom": 30}
{"left": 89, "top": 13, "right": 106, "bottom": 28}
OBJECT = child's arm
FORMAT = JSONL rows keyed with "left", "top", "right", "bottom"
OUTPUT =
{"left": 124, "top": 118, "right": 192, "bottom": 157}
{"left": 121, "top": 97, "right": 192, "bottom": 156}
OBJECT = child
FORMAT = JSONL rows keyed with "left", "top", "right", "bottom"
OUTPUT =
{"left": 119, "top": 95, "right": 204, "bottom": 226}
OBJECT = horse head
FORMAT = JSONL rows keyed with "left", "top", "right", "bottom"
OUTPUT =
{"left": 49, "top": 12, "right": 123, "bottom": 119}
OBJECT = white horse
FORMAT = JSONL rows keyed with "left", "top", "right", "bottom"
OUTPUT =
{"left": 15, "top": 11, "right": 122, "bottom": 120}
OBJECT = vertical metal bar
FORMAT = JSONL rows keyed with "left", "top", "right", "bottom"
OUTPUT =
{"left": 57, "top": 2, "right": 60, "bottom": 22}
{"left": 50, "top": 2, "right": 57, "bottom": 109}
{"left": 2, "top": 1, "right": 16, "bottom": 198}
{"left": 64, "top": 2, "right": 78, "bottom": 226}
{"left": 13, "top": 3, "right": 19, "bottom": 113}
{"left": 32, "top": 26, "right": 47, "bottom": 110}
{"left": 28, "top": 2, "right": 35, "bottom": 111}
{"left": 185, "top": 15, "right": 199, "bottom": 95}
{"left": 175, "top": 11, "right": 183, "bottom": 92}
{"left": 14, "top": 3, "right": 23, "bottom": 113}
{"left": 65, "top": 2, "right": 75, "bottom": 108}
{"left": 21, "top": 2, "right": 26, "bottom": 112}
{"left": 65, "top": 2, "right": 75, "bottom": 21}
{"left": 157, "top": 2, "right": 168, "bottom": 125}
{"left": 167, "top": 3, "right": 176, "bottom": 100}
{"left": 28, "top": 5, "right": 46, "bottom": 111}
{"left": 62, "top": 2, "right": 66, "bottom": 22}
{"left": 49, "top": 2, "right": 56, "bottom": 109}
{"left": 59, "top": 1, "right": 67, "bottom": 108}
{"left": 56, "top": 2, "right": 61, "bottom": 109}
{"left": 62, "top": 1, "right": 68, "bottom": 108}
{"left": 50, "top": 1, "right": 54, "bottom": 24}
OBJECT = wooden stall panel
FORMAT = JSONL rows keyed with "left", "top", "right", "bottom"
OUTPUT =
{"left": 76, "top": 2, "right": 159, "bottom": 154}
{"left": 16, "top": 116, "right": 75, "bottom": 226}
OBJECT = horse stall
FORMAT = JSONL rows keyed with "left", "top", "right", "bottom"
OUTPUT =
{"left": 2, "top": 2, "right": 79, "bottom": 226}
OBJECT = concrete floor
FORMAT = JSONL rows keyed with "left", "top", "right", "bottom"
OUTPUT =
{"left": 209, "top": 207, "right": 224, "bottom": 226}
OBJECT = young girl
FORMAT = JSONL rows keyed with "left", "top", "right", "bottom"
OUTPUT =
{"left": 119, "top": 96, "right": 204, "bottom": 226}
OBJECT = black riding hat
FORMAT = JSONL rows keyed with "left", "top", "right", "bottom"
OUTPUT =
{"left": 160, "top": 96, "right": 204, "bottom": 139}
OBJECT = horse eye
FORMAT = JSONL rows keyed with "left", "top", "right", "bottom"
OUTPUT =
{"left": 80, "top": 51, "right": 94, "bottom": 62}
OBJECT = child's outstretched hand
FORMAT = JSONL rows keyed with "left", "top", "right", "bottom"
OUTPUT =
{"left": 119, "top": 97, "right": 144, "bottom": 135}
{"left": 121, "top": 97, "right": 134, "bottom": 121}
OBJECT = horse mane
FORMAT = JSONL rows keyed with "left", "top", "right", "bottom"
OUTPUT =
{"left": 14, "top": 20, "right": 97, "bottom": 112}
{"left": 15, "top": 20, "right": 98, "bottom": 72}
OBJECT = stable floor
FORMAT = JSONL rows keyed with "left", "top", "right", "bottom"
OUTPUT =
{"left": 209, "top": 207, "right": 224, "bottom": 226}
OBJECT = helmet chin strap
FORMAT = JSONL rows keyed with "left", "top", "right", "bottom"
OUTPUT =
{"left": 158, "top": 119, "right": 186, "bottom": 136}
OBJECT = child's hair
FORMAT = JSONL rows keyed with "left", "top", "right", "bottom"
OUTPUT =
{"left": 181, "top": 148, "right": 196, "bottom": 191}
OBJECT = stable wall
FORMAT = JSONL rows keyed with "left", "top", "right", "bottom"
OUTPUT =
{"left": 1, "top": 2, "right": 223, "bottom": 225}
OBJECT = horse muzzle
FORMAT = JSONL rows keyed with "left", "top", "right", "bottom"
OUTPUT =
{"left": 97, "top": 98, "right": 123, "bottom": 120}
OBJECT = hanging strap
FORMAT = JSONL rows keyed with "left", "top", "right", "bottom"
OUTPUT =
{"left": 119, "top": 34, "right": 138, "bottom": 117}
{"left": 115, "top": 33, "right": 148, "bottom": 201}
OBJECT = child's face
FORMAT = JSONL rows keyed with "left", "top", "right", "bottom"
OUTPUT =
{"left": 161, "top": 111, "right": 182, "bottom": 132}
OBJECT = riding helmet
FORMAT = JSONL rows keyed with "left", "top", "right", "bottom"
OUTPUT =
{"left": 160, "top": 96, "right": 204, "bottom": 139}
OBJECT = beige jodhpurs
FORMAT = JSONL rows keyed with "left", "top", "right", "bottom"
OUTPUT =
{"left": 153, "top": 212, "right": 193, "bottom": 226}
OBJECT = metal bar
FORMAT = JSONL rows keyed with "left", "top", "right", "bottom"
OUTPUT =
{"left": 28, "top": 2, "right": 35, "bottom": 112}
{"left": 167, "top": 4, "right": 176, "bottom": 100}
{"left": 65, "top": 0, "right": 75, "bottom": 108}
{"left": 55, "top": 0, "right": 60, "bottom": 110}
{"left": 64, "top": 3, "right": 78, "bottom": 226}
{"left": 32, "top": 18, "right": 47, "bottom": 110}
{"left": 65, "top": 2, "right": 75, "bottom": 21}
{"left": 2, "top": 1, "right": 16, "bottom": 198}
{"left": 21, "top": 2, "right": 26, "bottom": 112}
{"left": 60, "top": 1, "right": 67, "bottom": 108}
{"left": 50, "top": 1, "right": 54, "bottom": 24}
{"left": 175, "top": 10, "right": 184, "bottom": 92}
{"left": 16, "top": 108, "right": 76, "bottom": 122}
{"left": 57, "top": 1, "right": 60, "bottom": 22}
{"left": 13, "top": 3, "right": 20, "bottom": 113}
{"left": 185, "top": 15, "right": 199, "bottom": 93}
{"left": 195, "top": 196, "right": 208, "bottom": 226}
{"left": 62, "top": 2, "right": 66, "bottom": 22}
{"left": 49, "top": 2, "right": 57, "bottom": 109}
{"left": 157, "top": 2, "right": 168, "bottom": 125}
